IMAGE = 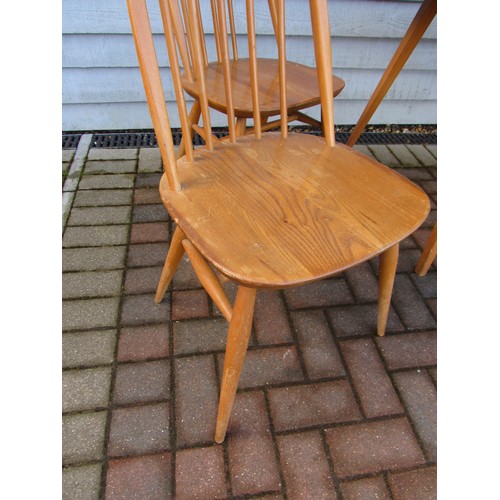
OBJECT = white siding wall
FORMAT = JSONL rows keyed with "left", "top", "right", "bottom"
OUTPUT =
{"left": 62, "top": 0, "right": 437, "bottom": 131}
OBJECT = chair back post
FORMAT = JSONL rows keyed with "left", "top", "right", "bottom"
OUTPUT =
{"left": 309, "top": 0, "right": 335, "bottom": 146}
{"left": 127, "top": 0, "right": 181, "bottom": 191}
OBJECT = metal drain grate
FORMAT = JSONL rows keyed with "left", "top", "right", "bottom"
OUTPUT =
{"left": 62, "top": 134, "right": 82, "bottom": 149}
{"left": 86, "top": 126, "right": 437, "bottom": 148}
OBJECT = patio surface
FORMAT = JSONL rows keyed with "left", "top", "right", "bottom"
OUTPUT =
{"left": 62, "top": 136, "right": 437, "bottom": 499}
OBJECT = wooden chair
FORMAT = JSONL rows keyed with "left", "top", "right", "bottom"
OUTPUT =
{"left": 127, "top": 0, "right": 430, "bottom": 443}
{"left": 165, "top": 0, "right": 345, "bottom": 158}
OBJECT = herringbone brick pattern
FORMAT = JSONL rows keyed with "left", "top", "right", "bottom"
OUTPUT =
{"left": 62, "top": 142, "right": 437, "bottom": 499}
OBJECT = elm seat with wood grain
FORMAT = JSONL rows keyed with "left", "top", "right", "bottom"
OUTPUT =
{"left": 182, "top": 58, "right": 345, "bottom": 118}
{"left": 161, "top": 132, "right": 429, "bottom": 288}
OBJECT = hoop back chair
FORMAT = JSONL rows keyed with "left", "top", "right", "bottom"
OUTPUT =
{"left": 164, "top": 0, "right": 345, "bottom": 157}
{"left": 127, "top": 0, "right": 430, "bottom": 443}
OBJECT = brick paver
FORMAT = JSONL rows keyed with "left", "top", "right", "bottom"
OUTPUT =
{"left": 62, "top": 143, "right": 438, "bottom": 498}
{"left": 73, "top": 189, "right": 133, "bottom": 207}
{"left": 63, "top": 464, "right": 102, "bottom": 500}
{"left": 68, "top": 206, "right": 132, "bottom": 226}
{"left": 63, "top": 297, "right": 120, "bottom": 331}
{"left": 63, "top": 366, "right": 112, "bottom": 413}
{"left": 174, "top": 355, "right": 218, "bottom": 446}
{"left": 62, "top": 329, "right": 116, "bottom": 368}
{"left": 291, "top": 310, "right": 345, "bottom": 379}
{"left": 340, "top": 475, "right": 392, "bottom": 499}
{"left": 388, "top": 465, "right": 437, "bottom": 499}
{"left": 325, "top": 418, "right": 426, "bottom": 478}
{"left": 108, "top": 402, "right": 170, "bottom": 456}
{"left": 117, "top": 324, "right": 170, "bottom": 361}
{"left": 113, "top": 360, "right": 170, "bottom": 405}
{"left": 62, "top": 411, "right": 107, "bottom": 465}
{"left": 63, "top": 225, "right": 129, "bottom": 247}
{"left": 175, "top": 446, "right": 228, "bottom": 499}
{"left": 340, "top": 338, "right": 404, "bottom": 418}
{"left": 138, "top": 147, "right": 163, "bottom": 172}
{"left": 227, "top": 391, "right": 282, "bottom": 496}
{"left": 393, "top": 370, "right": 437, "bottom": 461}
{"left": 284, "top": 277, "right": 354, "bottom": 309}
{"left": 105, "top": 454, "right": 172, "bottom": 499}
{"left": 62, "top": 270, "right": 123, "bottom": 299}
{"left": 268, "top": 380, "right": 362, "bottom": 431}
{"left": 63, "top": 246, "right": 127, "bottom": 271}
{"left": 278, "top": 431, "right": 336, "bottom": 499}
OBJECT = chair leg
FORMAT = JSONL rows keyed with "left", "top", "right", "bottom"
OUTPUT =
{"left": 377, "top": 243, "right": 399, "bottom": 337}
{"left": 176, "top": 100, "right": 201, "bottom": 159}
{"left": 154, "top": 226, "right": 186, "bottom": 304}
{"left": 415, "top": 224, "right": 437, "bottom": 276}
{"left": 235, "top": 117, "right": 247, "bottom": 136}
{"left": 214, "top": 285, "right": 257, "bottom": 443}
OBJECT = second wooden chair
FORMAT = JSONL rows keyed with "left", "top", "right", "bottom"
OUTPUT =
{"left": 168, "top": 0, "right": 345, "bottom": 157}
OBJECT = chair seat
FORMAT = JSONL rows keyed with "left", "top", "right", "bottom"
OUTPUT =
{"left": 160, "top": 133, "right": 429, "bottom": 288}
{"left": 182, "top": 58, "right": 345, "bottom": 118}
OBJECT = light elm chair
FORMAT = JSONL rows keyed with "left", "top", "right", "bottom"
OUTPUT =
{"left": 127, "top": 0, "right": 430, "bottom": 443}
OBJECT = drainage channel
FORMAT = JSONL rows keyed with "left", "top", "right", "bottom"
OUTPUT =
{"left": 63, "top": 127, "right": 437, "bottom": 150}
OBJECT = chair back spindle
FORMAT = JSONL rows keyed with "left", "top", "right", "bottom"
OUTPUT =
{"left": 210, "top": 0, "right": 223, "bottom": 63}
{"left": 159, "top": 0, "right": 194, "bottom": 161}
{"left": 186, "top": 0, "right": 214, "bottom": 150}
{"left": 216, "top": 0, "right": 237, "bottom": 142}
{"left": 246, "top": 0, "right": 261, "bottom": 139}
{"left": 227, "top": 0, "right": 238, "bottom": 60}
{"left": 276, "top": 0, "right": 287, "bottom": 138}
{"left": 169, "top": 0, "right": 193, "bottom": 81}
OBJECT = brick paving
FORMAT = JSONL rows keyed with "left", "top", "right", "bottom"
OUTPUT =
{"left": 62, "top": 142, "right": 437, "bottom": 499}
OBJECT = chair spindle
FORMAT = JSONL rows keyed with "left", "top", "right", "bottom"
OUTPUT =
{"left": 227, "top": 0, "right": 238, "bottom": 60}
{"left": 216, "top": 0, "right": 237, "bottom": 142}
{"left": 246, "top": 0, "right": 261, "bottom": 139}
{"left": 276, "top": 0, "right": 287, "bottom": 138}
{"left": 160, "top": 0, "right": 194, "bottom": 162}
{"left": 187, "top": 0, "right": 214, "bottom": 150}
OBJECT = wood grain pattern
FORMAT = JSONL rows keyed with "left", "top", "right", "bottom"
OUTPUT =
{"left": 182, "top": 58, "right": 345, "bottom": 118}
{"left": 160, "top": 132, "right": 430, "bottom": 288}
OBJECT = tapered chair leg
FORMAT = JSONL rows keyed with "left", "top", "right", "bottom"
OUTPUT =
{"left": 415, "top": 223, "right": 437, "bottom": 276}
{"left": 154, "top": 226, "right": 186, "bottom": 303}
{"left": 215, "top": 285, "right": 257, "bottom": 443}
{"left": 176, "top": 100, "right": 201, "bottom": 159}
{"left": 377, "top": 243, "right": 399, "bottom": 337}
{"left": 235, "top": 117, "right": 247, "bottom": 137}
